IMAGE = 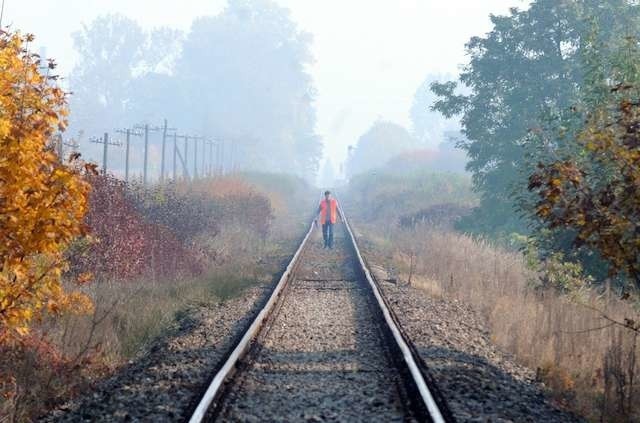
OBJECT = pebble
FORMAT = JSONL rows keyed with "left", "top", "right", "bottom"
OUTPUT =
{"left": 377, "top": 281, "right": 583, "bottom": 422}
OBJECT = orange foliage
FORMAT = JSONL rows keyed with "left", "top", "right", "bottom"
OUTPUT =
{"left": 0, "top": 32, "right": 91, "bottom": 341}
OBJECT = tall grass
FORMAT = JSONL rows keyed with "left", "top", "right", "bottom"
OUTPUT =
{"left": 1, "top": 173, "right": 313, "bottom": 421}
{"left": 364, "top": 224, "right": 639, "bottom": 421}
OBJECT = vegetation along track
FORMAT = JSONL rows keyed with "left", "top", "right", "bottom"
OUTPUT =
{"left": 189, "top": 209, "right": 453, "bottom": 422}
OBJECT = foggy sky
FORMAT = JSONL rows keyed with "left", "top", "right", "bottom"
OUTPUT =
{"left": 6, "top": 0, "right": 528, "bottom": 171}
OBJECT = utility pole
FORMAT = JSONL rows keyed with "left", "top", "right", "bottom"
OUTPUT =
{"left": 193, "top": 136, "right": 198, "bottom": 179}
{"left": 116, "top": 127, "right": 142, "bottom": 183}
{"left": 208, "top": 140, "right": 214, "bottom": 177}
{"left": 174, "top": 134, "right": 194, "bottom": 180}
{"left": 0, "top": 0, "right": 6, "bottom": 30}
{"left": 143, "top": 125, "right": 149, "bottom": 185}
{"left": 57, "top": 135, "right": 80, "bottom": 162}
{"left": 184, "top": 135, "right": 189, "bottom": 178}
{"left": 173, "top": 132, "right": 178, "bottom": 181}
{"left": 134, "top": 122, "right": 164, "bottom": 186}
{"left": 90, "top": 132, "right": 120, "bottom": 176}
{"left": 217, "top": 140, "right": 223, "bottom": 175}
{"left": 220, "top": 140, "right": 225, "bottom": 175}
{"left": 161, "top": 120, "right": 167, "bottom": 182}
{"left": 202, "top": 139, "right": 207, "bottom": 178}
{"left": 125, "top": 129, "right": 132, "bottom": 183}
{"left": 63, "top": 136, "right": 79, "bottom": 155}
{"left": 192, "top": 136, "right": 205, "bottom": 179}
{"left": 159, "top": 119, "right": 176, "bottom": 183}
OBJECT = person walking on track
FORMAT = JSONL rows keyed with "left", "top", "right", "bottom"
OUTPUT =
{"left": 316, "top": 190, "right": 340, "bottom": 249}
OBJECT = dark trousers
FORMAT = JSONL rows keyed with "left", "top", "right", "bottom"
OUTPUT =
{"left": 322, "top": 222, "right": 334, "bottom": 248}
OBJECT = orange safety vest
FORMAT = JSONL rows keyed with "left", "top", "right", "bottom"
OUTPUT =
{"left": 319, "top": 198, "right": 338, "bottom": 225}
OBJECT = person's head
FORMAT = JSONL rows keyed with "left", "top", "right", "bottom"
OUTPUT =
{"left": 324, "top": 190, "right": 331, "bottom": 200}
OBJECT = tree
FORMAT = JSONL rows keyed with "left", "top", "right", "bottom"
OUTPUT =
{"left": 347, "top": 121, "right": 417, "bottom": 177}
{"left": 176, "top": 0, "right": 321, "bottom": 179}
{"left": 431, "top": 0, "right": 640, "bottom": 236}
{"left": 69, "top": 14, "right": 183, "bottom": 167}
{"left": 69, "top": 4, "right": 321, "bottom": 180}
{"left": 0, "top": 32, "right": 91, "bottom": 341}
{"left": 410, "top": 73, "right": 460, "bottom": 147}
{"left": 529, "top": 94, "right": 640, "bottom": 289}
{"left": 69, "top": 15, "right": 145, "bottom": 137}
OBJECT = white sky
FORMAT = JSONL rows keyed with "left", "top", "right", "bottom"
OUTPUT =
{"left": 4, "top": 0, "right": 528, "bottom": 169}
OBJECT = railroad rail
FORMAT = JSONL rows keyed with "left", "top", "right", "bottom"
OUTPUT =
{"left": 188, "top": 207, "right": 453, "bottom": 422}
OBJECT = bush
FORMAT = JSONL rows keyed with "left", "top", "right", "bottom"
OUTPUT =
{"left": 347, "top": 170, "right": 477, "bottom": 224}
{"left": 70, "top": 175, "right": 203, "bottom": 281}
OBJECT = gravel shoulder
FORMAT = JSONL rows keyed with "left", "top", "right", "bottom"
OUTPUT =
{"left": 377, "top": 281, "right": 583, "bottom": 422}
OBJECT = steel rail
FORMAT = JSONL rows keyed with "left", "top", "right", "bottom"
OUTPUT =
{"left": 188, "top": 220, "right": 315, "bottom": 423}
{"left": 339, "top": 204, "right": 446, "bottom": 423}
{"left": 189, "top": 203, "right": 447, "bottom": 422}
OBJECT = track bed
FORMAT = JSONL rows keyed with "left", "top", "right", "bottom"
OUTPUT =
{"left": 213, "top": 225, "right": 417, "bottom": 422}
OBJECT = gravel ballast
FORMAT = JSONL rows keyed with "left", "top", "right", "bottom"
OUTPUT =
{"left": 377, "top": 281, "right": 582, "bottom": 422}
{"left": 216, "top": 227, "right": 417, "bottom": 422}
{"left": 44, "top": 220, "right": 584, "bottom": 422}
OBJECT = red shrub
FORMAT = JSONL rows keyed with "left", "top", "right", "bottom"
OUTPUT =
{"left": 70, "top": 175, "right": 203, "bottom": 280}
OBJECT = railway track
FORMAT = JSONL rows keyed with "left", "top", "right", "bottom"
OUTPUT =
{"left": 189, "top": 209, "right": 453, "bottom": 422}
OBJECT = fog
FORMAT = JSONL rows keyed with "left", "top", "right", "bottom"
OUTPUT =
{"left": 6, "top": 0, "right": 526, "bottom": 183}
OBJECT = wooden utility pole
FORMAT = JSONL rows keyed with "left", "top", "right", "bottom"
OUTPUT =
{"left": 125, "top": 129, "right": 132, "bottom": 182}
{"left": 116, "top": 127, "right": 142, "bottom": 183}
{"left": 173, "top": 132, "right": 178, "bottom": 181}
{"left": 208, "top": 140, "right": 214, "bottom": 176}
{"left": 192, "top": 136, "right": 205, "bottom": 179}
{"left": 220, "top": 140, "right": 225, "bottom": 175}
{"left": 202, "top": 139, "right": 207, "bottom": 177}
{"left": 63, "top": 137, "right": 79, "bottom": 156}
{"left": 134, "top": 122, "right": 164, "bottom": 186}
{"left": 193, "top": 136, "right": 198, "bottom": 179}
{"left": 184, "top": 135, "right": 189, "bottom": 178}
{"left": 90, "top": 132, "right": 120, "bottom": 176}
{"left": 159, "top": 119, "right": 176, "bottom": 183}
{"left": 0, "top": 0, "right": 5, "bottom": 30}
{"left": 161, "top": 120, "right": 167, "bottom": 182}
{"left": 216, "top": 140, "right": 223, "bottom": 175}
{"left": 174, "top": 134, "right": 194, "bottom": 180}
{"left": 143, "top": 124, "right": 149, "bottom": 185}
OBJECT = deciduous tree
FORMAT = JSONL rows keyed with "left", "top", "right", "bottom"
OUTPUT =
{"left": 529, "top": 94, "right": 640, "bottom": 288}
{"left": 0, "top": 32, "right": 91, "bottom": 341}
{"left": 431, "top": 0, "right": 640, "bottom": 236}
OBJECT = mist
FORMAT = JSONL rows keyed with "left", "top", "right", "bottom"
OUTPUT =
{"left": 5, "top": 0, "right": 524, "bottom": 185}
{"left": 5, "top": 0, "right": 640, "bottom": 421}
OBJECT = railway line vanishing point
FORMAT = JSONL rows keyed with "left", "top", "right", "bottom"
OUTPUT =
{"left": 189, "top": 210, "right": 452, "bottom": 422}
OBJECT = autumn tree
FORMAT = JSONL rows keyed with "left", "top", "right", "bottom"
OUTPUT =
{"left": 529, "top": 94, "right": 640, "bottom": 289}
{"left": 0, "top": 32, "right": 91, "bottom": 341}
{"left": 431, "top": 0, "right": 640, "bottom": 236}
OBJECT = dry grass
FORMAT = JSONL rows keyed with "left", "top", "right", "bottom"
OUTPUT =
{"left": 3, "top": 215, "right": 297, "bottom": 422}
{"left": 363, "top": 223, "right": 640, "bottom": 422}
